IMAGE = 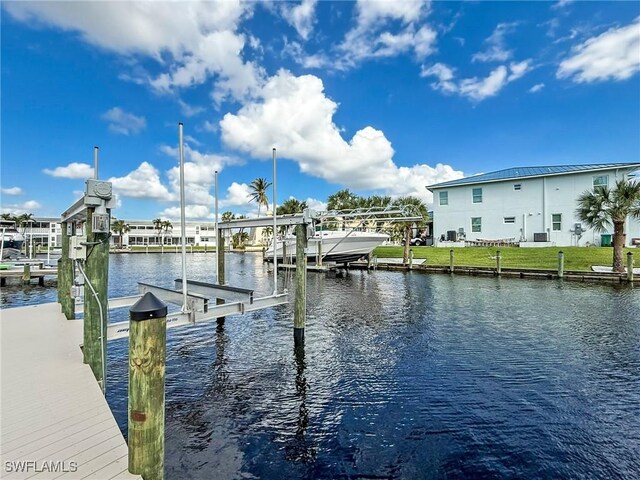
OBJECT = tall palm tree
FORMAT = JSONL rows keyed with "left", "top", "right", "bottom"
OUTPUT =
{"left": 152, "top": 218, "right": 163, "bottom": 245}
{"left": 111, "top": 219, "right": 130, "bottom": 248}
{"left": 393, "top": 196, "right": 429, "bottom": 264}
{"left": 162, "top": 220, "right": 173, "bottom": 245}
{"left": 248, "top": 178, "right": 272, "bottom": 217}
{"left": 576, "top": 178, "right": 640, "bottom": 272}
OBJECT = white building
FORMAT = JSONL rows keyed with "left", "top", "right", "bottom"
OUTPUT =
{"left": 427, "top": 162, "right": 640, "bottom": 247}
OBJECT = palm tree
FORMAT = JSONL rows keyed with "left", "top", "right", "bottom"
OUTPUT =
{"left": 576, "top": 178, "right": 640, "bottom": 272}
{"left": 152, "top": 218, "right": 163, "bottom": 246}
{"left": 392, "top": 196, "right": 429, "bottom": 264}
{"left": 221, "top": 211, "right": 235, "bottom": 222}
{"left": 277, "top": 198, "right": 308, "bottom": 215}
{"left": 248, "top": 178, "right": 272, "bottom": 217}
{"left": 327, "top": 189, "right": 358, "bottom": 211}
{"left": 162, "top": 220, "right": 173, "bottom": 246}
{"left": 111, "top": 219, "right": 130, "bottom": 248}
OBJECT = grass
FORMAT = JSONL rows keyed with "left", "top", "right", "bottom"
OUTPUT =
{"left": 372, "top": 246, "right": 635, "bottom": 272}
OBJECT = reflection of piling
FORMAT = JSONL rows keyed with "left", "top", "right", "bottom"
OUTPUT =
{"left": 558, "top": 251, "right": 565, "bottom": 279}
{"left": 58, "top": 222, "right": 74, "bottom": 319}
{"left": 449, "top": 249, "right": 454, "bottom": 274}
{"left": 128, "top": 292, "right": 167, "bottom": 480}
{"left": 294, "top": 224, "right": 306, "bottom": 346}
{"left": 627, "top": 252, "right": 634, "bottom": 282}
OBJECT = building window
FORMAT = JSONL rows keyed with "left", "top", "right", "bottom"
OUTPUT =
{"left": 593, "top": 175, "right": 608, "bottom": 190}
{"left": 552, "top": 214, "right": 562, "bottom": 231}
{"left": 439, "top": 191, "right": 448, "bottom": 206}
{"left": 513, "top": 184, "right": 521, "bottom": 191}
{"left": 471, "top": 217, "right": 482, "bottom": 232}
{"left": 504, "top": 217, "right": 516, "bottom": 224}
{"left": 472, "top": 187, "right": 483, "bottom": 203}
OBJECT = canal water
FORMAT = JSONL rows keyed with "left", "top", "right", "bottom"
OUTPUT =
{"left": 2, "top": 252, "right": 639, "bottom": 479}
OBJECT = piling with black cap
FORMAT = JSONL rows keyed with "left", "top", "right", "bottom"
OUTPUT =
{"left": 128, "top": 292, "right": 167, "bottom": 480}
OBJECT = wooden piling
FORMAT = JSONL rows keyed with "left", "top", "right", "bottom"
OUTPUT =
{"left": 496, "top": 250, "right": 501, "bottom": 276}
{"left": 558, "top": 251, "right": 565, "bottom": 279}
{"left": 409, "top": 250, "right": 414, "bottom": 270}
{"left": 317, "top": 240, "right": 322, "bottom": 267}
{"left": 282, "top": 241, "right": 288, "bottom": 265}
{"left": 294, "top": 224, "right": 307, "bottom": 346}
{"left": 128, "top": 292, "right": 167, "bottom": 480}
{"left": 627, "top": 252, "right": 634, "bottom": 282}
{"left": 449, "top": 249, "right": 454, "bottom": 274}
{"left": 58, "top": 221, "right": 75, "bottom": 319}
{"left": 217, "top": 229, "right": 225, "bottom": 285}
{"left": 84, "top": 208, "right": 109, "bottom": 385}
{"left": 22, "top": 264, "right": 31, "bottom": 283}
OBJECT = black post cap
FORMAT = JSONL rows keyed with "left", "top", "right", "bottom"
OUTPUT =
{"left": 130, "top": 292, "right": 168, "bottom": 321}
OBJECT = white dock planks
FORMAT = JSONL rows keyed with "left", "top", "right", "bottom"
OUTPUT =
{"left": 0, "top": 303, "right": 141, "bottom": 480}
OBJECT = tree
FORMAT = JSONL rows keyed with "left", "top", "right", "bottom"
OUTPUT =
{"left": 327, "top": 189, "right": 358, "bottom": 211}
{"left": 221, "top": 211, "right": 235, "bottom": 222}
{"left": 162, "top": 220, "right": 173, "bottom": 245}
{"left": 152, "top": 218, "right": 163, "bottom": 245}
{"left": 248, "top": 178, "right": 272, "bottom": 217}
{"left": 277, "top": 197, "right": 308, "bottom": 215}
{"left": 111, "top": 219, "right": 131, "bottom": 248}
{"left": 392, "top": 196, "right": 429, "bottom": 264}
{"left": 576, "top": 178, "right": 640, "bottom": 272}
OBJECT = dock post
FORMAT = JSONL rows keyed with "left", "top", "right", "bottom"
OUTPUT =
{"left": 317, "top": 240, "right": 322, "bottom": 267}
{"left": 558, "top": 251, "right": 565, "bottom": 279}
{"left": 449, "top": 249, "right": 454, "bottom": 274}
{"left": 84, "top": 207, "right": 109, "bottom": 386}
{"left": 294, "top": 224, "right": 307, "bottom": 347}
{"left": 282, "top": 241, "right": 288, "bottom": 266}
{"left": 128, "top": 292, "right": 167, "bottom": 480}
{"left": 367, "top": 252, "right": 372, "bottom": 270}
{"left": 409, "top": 249, "right": 414, "bottom": 270}
{"left": 627, "top": 252, "right": 634, "bottom": 282}
{"left": 496, "top": 250, "right": 501, "bottom": 276}
{"left": 58, "top": 222, "right": 75, "bottom": 319}
{"left": 22, "top": 264, "right": 31, "bottom": 284}
{"left": 217, "top": 229, "right": 225, "bottom": 285}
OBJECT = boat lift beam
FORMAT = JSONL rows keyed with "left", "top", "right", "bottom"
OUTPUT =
{"left": 174, "top": 279, "right": 254, "bottom": 304}
{"left": 104, "top": 292, "right": 289, "bottom": 341}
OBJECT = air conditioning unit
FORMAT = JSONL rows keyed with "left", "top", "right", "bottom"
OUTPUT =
{"left": 533, "top": 232, "right": 548, "bottom": 242}
{"left": 446, "top": 230, "right": 457, "bottom": 241}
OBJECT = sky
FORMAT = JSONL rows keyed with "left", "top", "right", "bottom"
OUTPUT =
{"left": 1, "top": 0, "right": 639, "bottom": 221}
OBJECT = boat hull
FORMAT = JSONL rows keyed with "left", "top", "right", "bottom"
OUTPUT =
{"left": 265, "top": 231, "right": 388, "bottom": 264}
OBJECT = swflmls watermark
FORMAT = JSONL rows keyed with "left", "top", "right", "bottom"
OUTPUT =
{"left": 4, "top": 460, "right": 78, "bottom": 473}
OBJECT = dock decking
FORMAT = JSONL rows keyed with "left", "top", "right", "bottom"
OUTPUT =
{"left": 0, "top": 303, "right": 140, "bottom": 480}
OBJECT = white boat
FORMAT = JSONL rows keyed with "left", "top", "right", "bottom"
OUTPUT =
{"left": 1, "top": 221, "right": 25, "bottom": 259}
{"left": 266, "top": 230, "right": 389, "bottom": 264}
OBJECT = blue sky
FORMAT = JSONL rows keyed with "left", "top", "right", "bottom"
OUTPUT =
{"left": 1, "top": 1, "right": 639, "bottom": 221}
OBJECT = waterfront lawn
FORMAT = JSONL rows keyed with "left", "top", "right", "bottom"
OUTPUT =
{"left": 372, "top": 246, "right": 634, "bottom": 272}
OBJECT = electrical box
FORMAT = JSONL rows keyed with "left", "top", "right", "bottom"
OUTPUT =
{"left": 66, "top": 223, "right": 73, "bottom": 236}
{"left": 69, "top": 235, "right": 87, "bottom": 260}
{"left": 92, "top": 213, "right": 110, "bottom": 233}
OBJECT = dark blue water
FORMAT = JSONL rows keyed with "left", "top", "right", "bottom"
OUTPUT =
{"left": 2, "top": 252, "right": 639, "bottom": 479}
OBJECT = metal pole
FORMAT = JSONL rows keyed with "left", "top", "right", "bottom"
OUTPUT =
{"left": 272, "top": 147, "right": 277, "bottom": 295}
{"left": 214, "top": 170, "right": 219, "bottom": 282}
{"left": 94, "top": 146, "right": 99, "bottom": 179}
{"left": 178, "top": 123, "right": 188, "bottom": 312}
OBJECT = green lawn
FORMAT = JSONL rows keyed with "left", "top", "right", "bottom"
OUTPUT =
{"left": 372, "top": 246, "right": 635, "bottom": 272}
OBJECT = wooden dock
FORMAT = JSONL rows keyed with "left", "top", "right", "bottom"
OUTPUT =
{"left": 0, "top": 303, "right": 141, "bottom": 480}
{"left": 0, "top": 263, "right": 58, "bottom": 286}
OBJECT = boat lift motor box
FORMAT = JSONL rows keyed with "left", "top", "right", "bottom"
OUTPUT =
{"left": 69, "top": 235, "right": 87, "bottom": 260}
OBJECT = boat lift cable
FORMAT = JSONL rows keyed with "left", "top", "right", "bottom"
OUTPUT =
{"left": 76, "top": 259, "right": 107, "bottom": 396}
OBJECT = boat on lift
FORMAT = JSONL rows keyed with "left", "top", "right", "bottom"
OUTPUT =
{"left": 266, "top": 229, "right": 389, "bottom": 264}
{"left": 1, "top": 221, "right": 25, "bottom": 259}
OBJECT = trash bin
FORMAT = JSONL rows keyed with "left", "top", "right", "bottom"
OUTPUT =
{"left": 600, "top": 234, "right": 612, "bottom": 247}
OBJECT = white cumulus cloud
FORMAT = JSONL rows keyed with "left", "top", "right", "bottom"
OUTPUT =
{"left": 1, "top": 200, "right": 42, "bottom": 215}
{"left": 43, "top": 162, "right": 94, "bottom": 179}
{"left": 557, "top": 18, "right": 640, "bottom": 83}
{"left": 102, "top": 107, "right": 146, "bottom": 135}
{"left": 107, "top": 162, "right": 171, "bottom": 199}
{"left": 1, "top": 187, "right": 23, "bottom": 196}
{"left": 220, "top": 70, "right": 463, "bottom": 203}
{"left": 281, "top": 0, "right": 317, "bottom": 40}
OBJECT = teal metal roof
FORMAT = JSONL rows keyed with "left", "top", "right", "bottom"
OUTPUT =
{"left": 427, "top": 162, "right": 640, "bottom": 189}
